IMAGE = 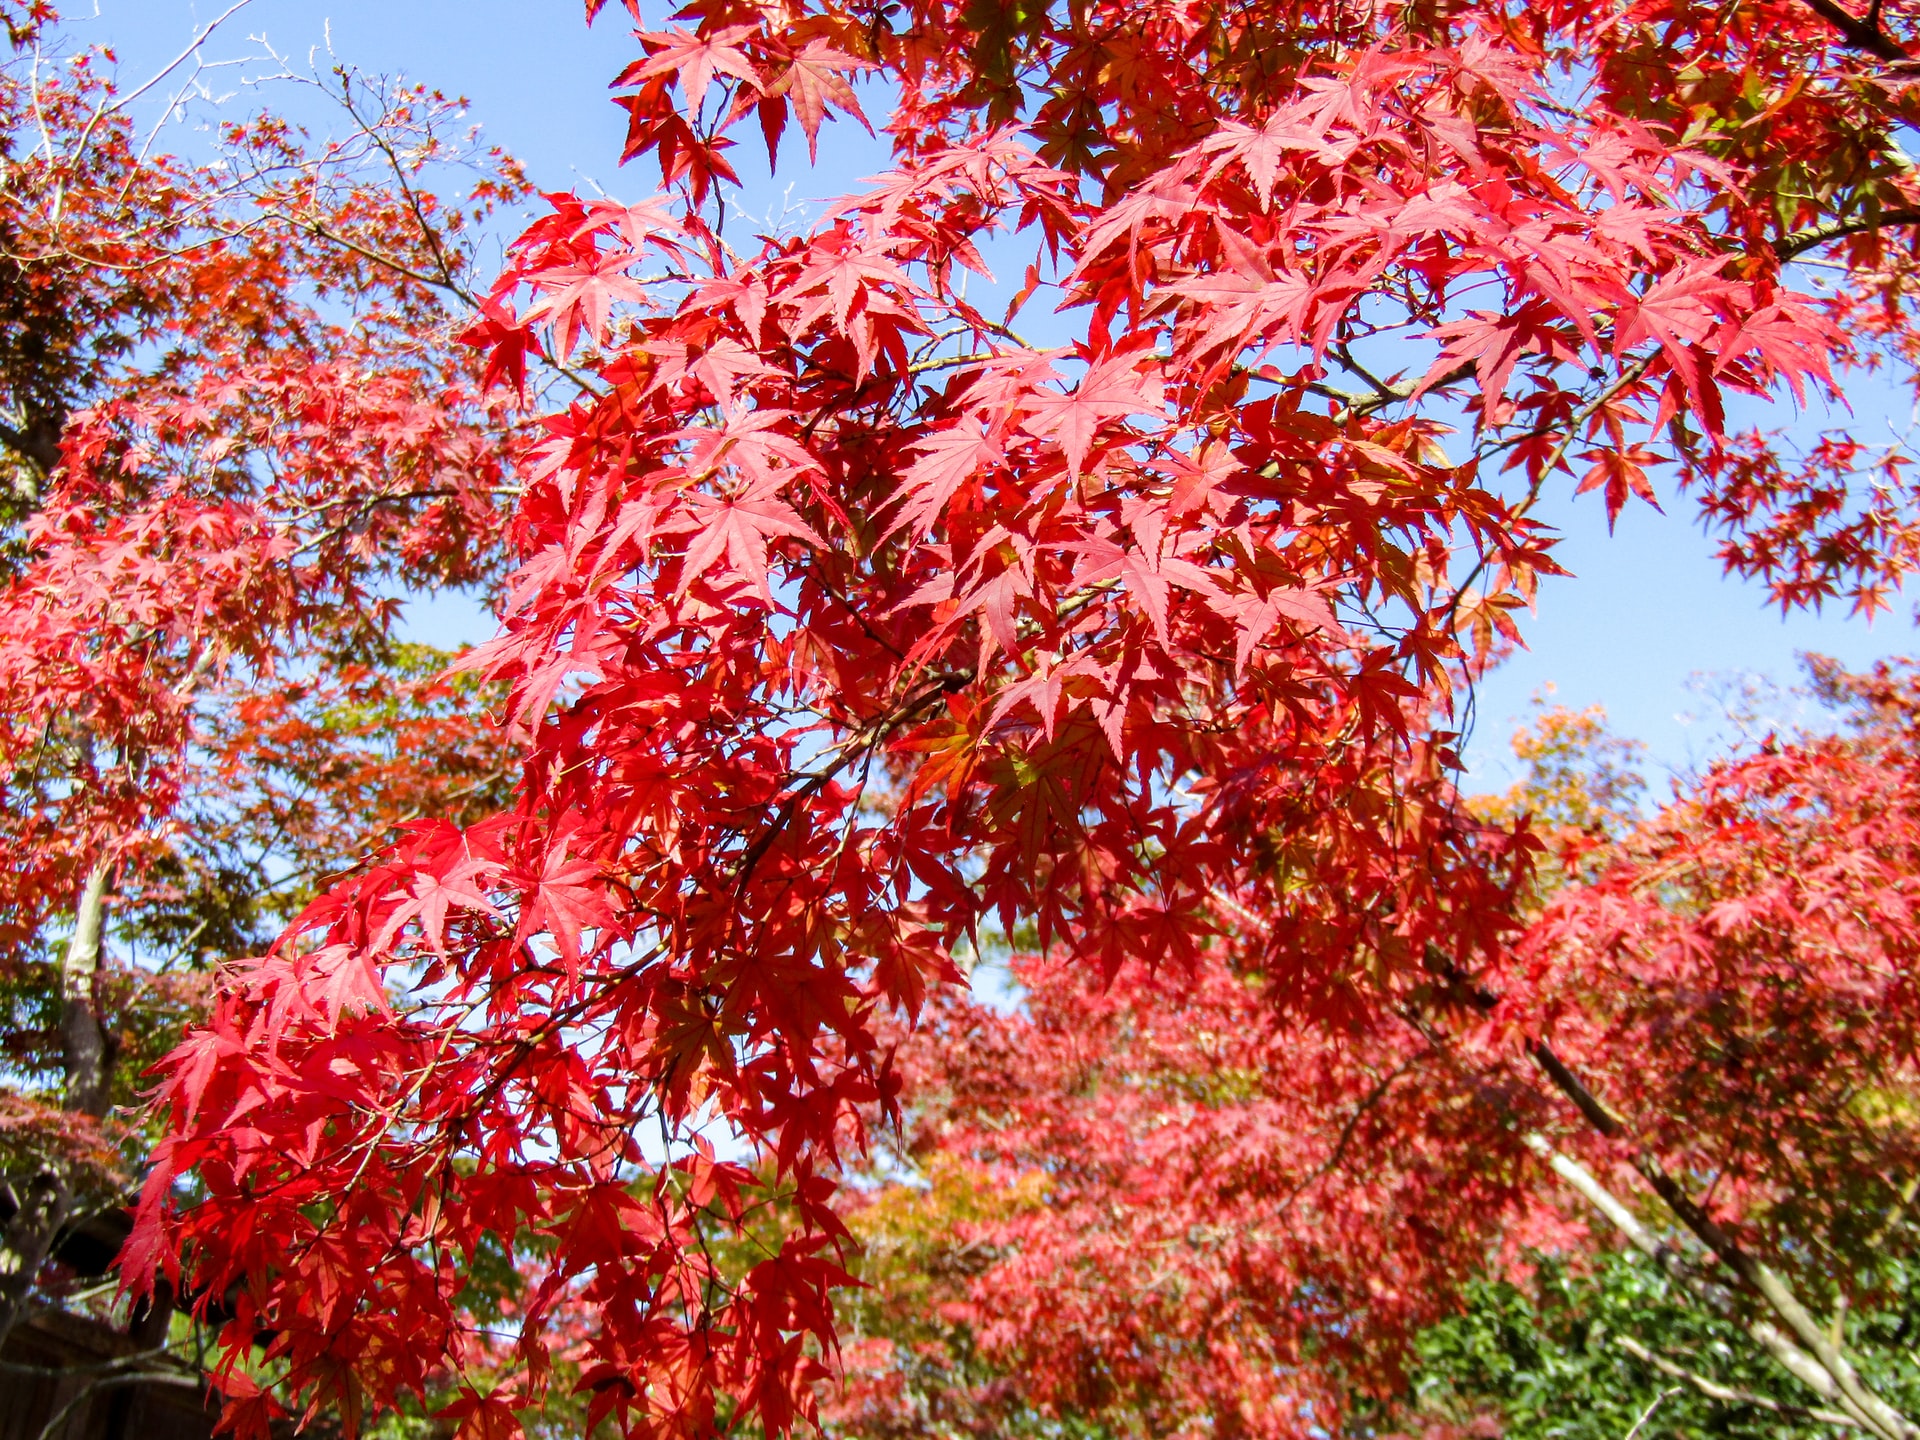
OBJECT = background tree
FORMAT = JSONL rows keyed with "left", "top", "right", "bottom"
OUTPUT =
{"left": 835, "top": 663, "right": 1920, "bottom": 1440}
{"left": 1497, "top": 656, "right": 1920, "bottom": 1440}
{"left": 1403, "top": 1248, "right": 1920, "bottom": 1440}
{"left": 0, "top": 0, "right": 535, "bottom": 1373}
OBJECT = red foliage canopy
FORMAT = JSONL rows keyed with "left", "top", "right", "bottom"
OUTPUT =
{"left": 827, "top": 663, "right": 1920, "bottom": 1438}
{"left": 130, "top": 0, "right": 1920, "bottom": 1432}
{"left": 0, "top": 37, "right": 525, "bottom": 964}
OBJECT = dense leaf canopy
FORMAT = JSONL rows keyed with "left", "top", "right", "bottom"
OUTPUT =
{"left": 50, "top": 0, "right": 1920, "bottom": 1432}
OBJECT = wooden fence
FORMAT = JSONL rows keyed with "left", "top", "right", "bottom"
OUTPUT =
{"left": 0, "top": 1304, "right": 217, "bottom": 1440}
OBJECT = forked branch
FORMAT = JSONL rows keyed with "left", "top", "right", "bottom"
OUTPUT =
{"left": 1527, "top": 1044, "right": 1918, "bottom": 1440}
{"left": 1614, "top": 1334, "right": 1863, "bottom": 1429}
{"left": 1796, "top": 0, "right": 1912, "bottom": 59}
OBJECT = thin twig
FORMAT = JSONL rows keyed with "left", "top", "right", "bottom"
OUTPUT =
{"left": 1623, "top": 1385, "right": 1682, "bottom": 1440}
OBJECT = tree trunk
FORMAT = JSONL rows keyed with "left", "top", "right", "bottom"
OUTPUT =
{"left": 0, "top": 858, "right": 117, "bottom": 1351}
{"left": 0, "top": 1167, "right": 69, "bottom": 1345}
{"left": 60, "top": 858, "right": 112, "bottom": 1119}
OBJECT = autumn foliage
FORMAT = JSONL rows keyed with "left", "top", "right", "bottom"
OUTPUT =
{"left": 72, "top": 0, "right": 1920, "bottom": 1432}
{"left": 0, "top": 23, "right": 526, "bottom": 985}
{"left": 822, "top": 666, "right": 1920, "bottom": 1438}
{"left": 0, "top": 0, "right": 529, "bottom": 1357}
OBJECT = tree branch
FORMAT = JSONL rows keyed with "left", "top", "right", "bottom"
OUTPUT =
{"left": 0, "top": 412, "right": 64, "bottom": 476}
{"left": 35, "top": 1370, "right": 202, "bottom": 1440}
{"left": 1777, "top": 207, "right": 1920, "bottom": 260}
{"left": 1521, "top": 1136, "right": 1660, "bottom": 1260}
{"left": 1527, "top": 1042, "right": 1917, "bottom": 1440}
{"left": 1277, "top": 1054, "right": 1425, "bottom": 1217}
{"left": 1528, "top": 1135, "right": 1888, "bottom": 1435}
{"left": 1796, "top": 0, "right": 1911, "bottom": 59}
{"left": 1527, "top": 1039, "right": 1625, "bottom": 1137}
{"left": 1623, "top": 1385, "right": 1683, "bottom": 1440}
{"left": 0, "top": 1170, "right": 69, "bottom": 1348}
{"left": 1614, "top": 1334, "right": 1863, "bottom": 1428}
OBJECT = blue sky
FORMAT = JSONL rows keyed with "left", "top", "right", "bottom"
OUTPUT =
{"left": 83, "top": 0, "right": 1920, "bottom": 791}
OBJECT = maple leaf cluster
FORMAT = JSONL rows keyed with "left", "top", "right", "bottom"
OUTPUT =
{"left": 126, "top": 0, "right": 1920, "bottom": 1433}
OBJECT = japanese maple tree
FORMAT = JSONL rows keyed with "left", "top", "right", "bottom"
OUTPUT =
{"left": 828, "top": 942, "right": 1557, "bottom": 1440}
{"left": 133, "top": 0, "right": 1920, "bottom": 1432}
{"left": 0, "top": 0, "right": 534, "bottom": 1357}
{"left": 834, "top": 669, "right": 1920, "bottom": 1439}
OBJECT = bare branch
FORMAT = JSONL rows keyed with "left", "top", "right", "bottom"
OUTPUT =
{"left": 1623, "top": 1385, "right": 1683, "bottom": 1440}
{"left": 1615, "top": 1335, "right": 1862, "bottom": 1429}
{"left": 35, "top": 1371, "right": 203, "bottom": 1440}
{"left": 97, "top": 1, "right": 260, "bottom": 120}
